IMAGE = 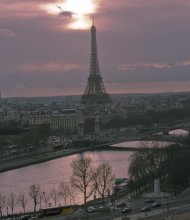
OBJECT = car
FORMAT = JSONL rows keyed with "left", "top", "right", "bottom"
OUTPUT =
{"left": 122, "top": 207, "right": 132, "bottom": 213}
{"left": 97, "top": 205, "right": 111, "bottom": 212}
{"left": 151, "top": 202, "right": 161, "bottom": 208}
{"left": 30, "top": 217, "right": 39, "bottom": 220}
{"left": 145, "top": 199, "right": 155, "bottom": 203}
{"left": 141, "top": 206, "right": 151, "bottom": 212}
{"left": 19, "top": 216, "right": 31, "bottom": 220}
{"left": 74, "top": 208, "right": 85, "bottom": 215}
{"left": 87, "top": 207, "right": 97, "bottom": 213}
{"left": 117, "top": 201, "right": 127, "bottom": 208}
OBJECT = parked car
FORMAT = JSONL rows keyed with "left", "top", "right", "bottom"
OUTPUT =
{"left": 151, "top": 202, "right": 161, "bottom": 208}
{"left": 145, "top": 199, "right": 155, "bottom": 203}
{"left": 141, "top": 206, "right": 151, "bottom": 212}
{"left": 122, "top": 207, "right": 132, "bottom": 213}
{"left": 117, "top": 201, "right": 127, "bottom": 208}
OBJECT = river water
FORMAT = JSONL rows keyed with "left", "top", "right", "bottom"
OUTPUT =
{"left": 0, "top": 150, "right": 132, "bottom": 213}
{"left": 0, "top": 140, "right": 170, "bottom": 214}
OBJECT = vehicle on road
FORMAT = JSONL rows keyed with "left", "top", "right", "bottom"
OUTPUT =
{"left": 30, "top": 216, "right": 39, "bottom": 220}
{"left": 87, "top": 207, "right": 97, "bottom": 213}
{"left": 74, "top": 208, "right": 85, "bottom": 214}
{"left": 117, "top": 201, "right": 127, "bottom": 208}
{"left": 151, "top": 202, "right": 161, "bottom": 208}
{"left": 141, "top": 206, "right": 151, "bottom": 212}
{"left": 122, "top": 207, "right": 132, "bottom": 213}
{"left": 145, "top": 199, "right": 155, "bottom": 203}
{"left": 19, "top": 215, "right": 31, "bottom": 220}
{"left": 97, "top": 205, "right": 111, "bottom": 212}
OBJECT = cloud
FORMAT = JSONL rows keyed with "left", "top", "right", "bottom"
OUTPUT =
{"left": 0, "top": 0, "right": 190, "bottom": 97}
{"left": 0, "top": 68, "right": 86, "bottom": 96}
{"left": 0, "top": 28, "right": 15, "bottom": 37}
{"left": 58, "top": 11, "right": 74, "bottom": 18}
{"left": 105, "top": 61, "right": 190, "bottom": 84}
{"left": 107, "top": 81, "right": 190, "bottom": 94}
{"left": 118, "top": 63, "right": 171, "bottom": 71}
{"left": 19, "top": 61, "right": 86, "bottom": 72}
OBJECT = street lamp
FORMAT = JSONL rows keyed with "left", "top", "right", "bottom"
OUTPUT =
{"left": 94, "top": 195, "right": 96, "bottom": 207}
{"left": 0, "top": 206, "right": 2, "bottom": 220}
{"left": 167, "top": 196, "right": 169, "bottom": 212}
{"left": 42, "top": 192, "right": 45, "bottom": 208}
{"left": 39, "top": 194, "right": 42, "bottom": 210}
{"left": 107, "top": 189, "right": 110, "bottom": 204}
{"left": 112, "top": 187, "right": 116, "bottom": 210}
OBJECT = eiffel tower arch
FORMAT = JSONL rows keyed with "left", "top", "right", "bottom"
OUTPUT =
{"left": 81, "top": 21, "right": 111, "bottom": 105}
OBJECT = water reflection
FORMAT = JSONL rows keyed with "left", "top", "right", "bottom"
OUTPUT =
{"left": 0, "top": 150, "right": 132, "bottom": 212}
{"left": 169, "top": 129, "right": 189, "bottom": 136}
{"left": 111, "top": 140, "right": 171, "bottom": 148}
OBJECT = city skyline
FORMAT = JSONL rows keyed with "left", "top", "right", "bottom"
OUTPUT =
{"left": 0, "top": 0, "right": 190, "bottom": 97}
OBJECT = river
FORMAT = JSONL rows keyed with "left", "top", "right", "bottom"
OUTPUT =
{"left": 0, "top": 140, "right": 170, "bottom": 214}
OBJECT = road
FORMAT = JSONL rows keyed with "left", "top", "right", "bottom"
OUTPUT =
{"left": 39, "top": 196, "right": 190, "bottom": 220}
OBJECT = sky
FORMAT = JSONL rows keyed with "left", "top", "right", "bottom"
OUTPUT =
{"left": 0, "top": 0, "right": 190, "bottom": 97}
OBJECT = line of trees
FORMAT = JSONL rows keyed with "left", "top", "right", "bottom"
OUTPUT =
{"left": 103, "top": 107, "right": 190, "bottom": 129}
{"left": 127, "top": 140, "right": 190, "bottom": 196}
{"left": 0, "top": 157, "right": 114, "bottom": 216}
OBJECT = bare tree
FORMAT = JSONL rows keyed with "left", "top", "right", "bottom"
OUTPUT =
{"left": 49, "top": 187, "right": 59, "bottom": 207}
{"left": 68, "top": 186, "right": 76, "bottom": 205}
{"left": 17, "top": 193, "right": 28, "bottom": 214}
{"left": 58, "top": 182, "right": 69, "bottom": 205}
{"left": 94, "top": 163, "right": 114, "bottom": 203}
{"left": 7, "top": 192, "right": 17, "bottom": 215}
{"left": 70, "top": 157, "right": 95, "bottom": 205}
{"left": 0, "top": 193, "right": 6, "bottom": 219}
{"left": 41, "top": 191, "right": 50, "bottom": 208}
{"left": 28, "top": 184, "right": 40, "bottom": 213}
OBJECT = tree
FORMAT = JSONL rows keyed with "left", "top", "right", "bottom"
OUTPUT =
{"left": 28, "top": 184, "right": 40, "bottom": 213}
{"left": 94, "top": 163, "right": 114, "bottom": 203}
{"left": 50, "top": 187, "right": 59, "bottom": 207}
{"left": 67, "top": 186, "right": 76, "bottom": 205}
{"left": 128, "top": 141, "right": 167, "bottom": 195}
{"left": 0, "top": 193, "right": 6, "bottom": 219}
{"left": 41, "top": 191, "right": 50, "bottom": 208}
{"left": 58, "top": 182, "right": 70, "bottom": 205}
{"left": 7, "top": 192, "right": 17, "bottom": 215}
{"left": 70, "top": 157, "right": 95, "bottom": 205}
{"left": 17, "top": 193, "right": 28, "bottom": 214}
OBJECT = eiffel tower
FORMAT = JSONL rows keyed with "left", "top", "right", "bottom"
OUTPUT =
{"left": 81, "top": 21, "right": 111, "bottom": 105}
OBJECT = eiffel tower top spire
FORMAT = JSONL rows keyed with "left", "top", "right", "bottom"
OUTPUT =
{"left": 81, "top": 20, "right": 111, "bottom": 105}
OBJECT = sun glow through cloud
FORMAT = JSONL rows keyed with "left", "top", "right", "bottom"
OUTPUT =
{"left": 42, "top": 0, "right": 98, "bottom": 30}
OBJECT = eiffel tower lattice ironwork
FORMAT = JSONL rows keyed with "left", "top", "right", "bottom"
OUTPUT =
{"left": 81, "top": 21, "right": 111, "bottom": 104}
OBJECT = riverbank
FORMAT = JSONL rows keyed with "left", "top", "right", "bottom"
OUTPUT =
{"left": 0, "top": 139, "right": 175, "bottom": 174}
{"left": 0, "top": 146, "right": 99, "bottom": 173}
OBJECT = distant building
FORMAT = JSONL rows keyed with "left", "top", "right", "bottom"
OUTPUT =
{"left": 29, "top": 110, "right": 81, "bottom": 134}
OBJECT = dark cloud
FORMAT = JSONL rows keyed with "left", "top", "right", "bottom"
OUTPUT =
{"left": 0, "top": 0, "right": 190, "bottom": 97}
{"left": 58, "top": 11, "right": 74, "bottom": 18}
{"left": 105, "top": 64, "right": 190, "bottom": 84}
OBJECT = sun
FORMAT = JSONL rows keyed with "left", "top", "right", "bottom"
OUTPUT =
{"left": 41, "top": 0, "right": 98, "bottom": 30}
